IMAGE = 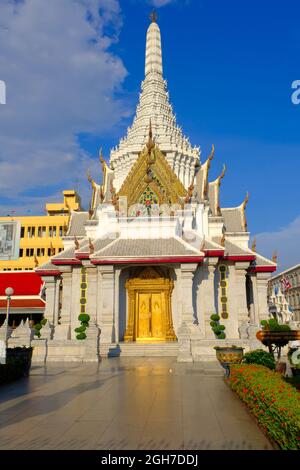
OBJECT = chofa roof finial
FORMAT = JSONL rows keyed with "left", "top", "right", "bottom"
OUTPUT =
{"left": 147, "top": 118, "right": 155, "bottom": 154}
{"left": 150, "top": 10, "right": 158, "bottom": 23}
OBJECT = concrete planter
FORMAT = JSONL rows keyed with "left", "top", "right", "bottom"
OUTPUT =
{"left": 215, "top": 346, "right": 244, "bottom": 377}
{"left": 6, "top": 347, "right": 33, "bottom": 377}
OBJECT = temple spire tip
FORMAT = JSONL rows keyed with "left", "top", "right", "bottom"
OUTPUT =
{"left": 149, "top": 10, "right": 158, "bottom": 23}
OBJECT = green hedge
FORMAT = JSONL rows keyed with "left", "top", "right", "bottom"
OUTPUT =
{"left": 242, "top": 349, "right": 275, "bottom": 370}
{"left": 228, "top": 364, "right": 300, "bottom": 450}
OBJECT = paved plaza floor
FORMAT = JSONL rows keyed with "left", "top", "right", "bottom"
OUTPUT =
{"left": 0, "top": 358, "right": 273, "bottom": 450}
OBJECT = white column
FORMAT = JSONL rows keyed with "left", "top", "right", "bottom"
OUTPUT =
{"left": 180, "top": 263, "right": 198, "bottom": 327}
{"left": 98, "top": 265, "right": 115, "bottom": 344}
{"left": 114, "top": 268, "right": 121, "bottom": 343}
{"left": 234, "top": 263, "right": 250, "bottom": 336}
{"left": 86, "top": 266, "right": 98, "bottom": 324}
{"left": 42, "top": 276, "right": 57, "bottom": 325}
{"left": 70, "top": 267, "right": 81, "bottom": 339}
{"left": 55, "top": 270, "right": 72, "bottom": 340}
{"left": 256, "top": 272, "right": 272, "bottom": 321}
{"left": 199, "top": 260, "right": 218, "bottom": 339}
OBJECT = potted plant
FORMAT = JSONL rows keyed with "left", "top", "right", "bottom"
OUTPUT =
{"left": 256, "top": 319, "right": 300, "bottom": 359}
{"left": 5, "top": 346, "right": 33, "bottom": 377}
{"left": 214, "top": 345, "right": 244, "bottom": 377}
{"left": 287, "top": 346, "right": 300, "bottom": 377}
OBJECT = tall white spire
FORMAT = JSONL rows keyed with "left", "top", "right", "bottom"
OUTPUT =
{"left": 145, "top": 17, "right": 163, "bottom": 76}
{"left": 110, "top": 13, "right": 200, "bottom": 192}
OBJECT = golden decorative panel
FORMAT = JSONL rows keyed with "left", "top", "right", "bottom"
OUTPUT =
{"left": 117, "top": 145, "right": 187, "bottom": 209}
{"left": 124, "top": 267, "right": 177, "bottom": 343}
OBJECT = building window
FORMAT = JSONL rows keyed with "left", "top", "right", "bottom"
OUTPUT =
{"left": 26, "top": 248, "right": 34, "bottom": 257}
{"left": 27, "top": 226, "right": 36, "bottom": 238}
{"left": 59, "top": 226, "right": 63, "bottom": 237}
{"left": 49, "top": 226, "right": 57, "bottom": 237}
{"left": 20, "top": 227, "right": 25, "bottom": 238}
{"left": 19, "top": 248, "right": 23, "bottom": 257}
{"left": 37, "top": 248, "right": 45, "bottom": 257}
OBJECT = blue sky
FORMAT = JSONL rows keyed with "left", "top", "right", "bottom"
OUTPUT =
{"left": 0, "top": 0, "right": 299, "bottom": 270}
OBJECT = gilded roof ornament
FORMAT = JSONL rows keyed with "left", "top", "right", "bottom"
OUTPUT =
{"left": 146, "top": 119, "right": 155, "bottom": 156}
{"left": 74, "top": 236, "right": 80, "bottom": 250}
{"left": 200, "top": 236, "right": 206, "bottom": 252}
{"left": 34, "top": 255, "right": 39, "bottom": 268}
{"left": 50, "top": 242, "right": 56, "bottom": 256}
{"left": 220, "top": 234, "right": 226, "bottom": 247}
{"left": 241, "top": 192, "right": 249, "bottom": 231}
{"left": 150, "top": 10, "right": 158, "bottom": 23}
{"left": 272, "top": 251, "right": 278, "bottom": 264}
{"left": 89, "top": 238, "right": 94, "bottom": 254}
{"left": 251, "top": 237, "right": 257, "bottom": 252}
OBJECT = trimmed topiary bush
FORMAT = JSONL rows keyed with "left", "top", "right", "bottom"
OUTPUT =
{"left": 75, "top": 313, "right": 90, "bottom": 340}
{"left": 228, "top": 364, "right": 300, "bottom": 450}
{"left": 210, "top": 314, "right": 226, "bottom": 339}
{"left": 242, "top": 349, "right": 275, "bottom": 370}
{"left": 34, "top": 317, "right": 47, "bottom": 338}
{"left": 261, "top": 318, "right": 291, "bottom": 332}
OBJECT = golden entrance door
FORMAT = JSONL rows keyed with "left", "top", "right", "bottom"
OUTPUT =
{"left": 136, "top": 291, "right": 165, "bottom": 341}
{"left": 124, "top": 267, "right": 176, "bottom": 343}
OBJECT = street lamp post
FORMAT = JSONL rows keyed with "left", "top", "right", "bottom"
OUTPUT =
{"left": 4, "top": 286, "right": 14, "bottom": 350}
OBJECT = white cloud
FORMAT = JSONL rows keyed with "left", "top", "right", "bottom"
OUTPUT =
{"left": 255, "top": 215, "right": 300, "bottom": 272}
{"left": 148, "top": 0, "right": 175, "bottom": 8}
{"left": 0, "top": 0, "right": 129, "bottom": 213}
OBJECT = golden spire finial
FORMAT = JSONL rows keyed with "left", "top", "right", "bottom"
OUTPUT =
{"left": 200, "top": 236, "right": 206, "bottom": 252}
{"left": 34, "top": 255, "right": 39, "bottom": 268}
{"left": 251, "top": 237, "right": 257, "bottom": 252}
{"left": 208, "top": 144, "right": 215, "bottom": 162}
{"left": 272, "top": 250, "right": 278, "bottom": 264}
{"left": 146, "top": 118, "right": 155, "bottom": 154}
{"left": 50, "top": 242, "right": 55, "bottom": 256}
{"left": 89, "top": 238, "right": 94, "bottom": 254}
{"left": 86, "top": 168, "right": 92, "bottom": 184}
{"left": 219, "top": 164, "right": 226, "bottom": 181}
{"left": 99, "top": 147, "right": 104, "bottom": 164}
{"left": 74, "top": 236, "right": 79, "bottom": 250}
{"left": 220, "top": 233, "right": 226, "bottom": 247}
{"left": 150, "top": 10, "right": 158, "bottom": 23}
{"left": 243, "top": 191, "right": 250, "bottom": 208}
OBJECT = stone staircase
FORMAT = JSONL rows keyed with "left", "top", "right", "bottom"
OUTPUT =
{"left": 102, "top": 342, "right": 179, "bottom": 358}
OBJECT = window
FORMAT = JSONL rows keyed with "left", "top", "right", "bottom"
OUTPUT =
{"left": 37, "top": 248, "right": 45, "bottom": 257}
{"left": 49, "top": 226, "right": 57, "bottom": 237}
{"left": 59, "top": 226, "right": 63, "bottom": 237}
{"left": 37, "top": 226, "right": 42, "bottom": 237}
{"left": 27, "top": 226, "right": 36, "bottom": 238}
{"left": 20, "top": 227, "right": 25, "bottom": 238}
{"left": 19, "top": 249, "right": 23, "bottom": 257}
{"left": 26, "top": 248, "right": 34, "bottom": 257}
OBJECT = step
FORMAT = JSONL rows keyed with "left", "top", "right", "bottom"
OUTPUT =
{"left": 102, "top": 342, "right": 179, "bottom": 357}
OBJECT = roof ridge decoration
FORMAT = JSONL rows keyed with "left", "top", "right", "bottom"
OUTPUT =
{"left": 194, "top": 144, "right": 214, "bottom": 202}
{"left": 117, "top": 140, "right": 187, "bottom": 209}
{"left": 240, "top": 192, "right": 249, "bottom": 232}
{"left": 208, "top": 163, "right": 226, "bottom": 216}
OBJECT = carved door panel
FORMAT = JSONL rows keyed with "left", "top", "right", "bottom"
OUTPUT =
{"left": 137, "top": 292, "right": 151, "bottom": 340}
{"left": 151, "top": 292, "right": 164, "bottom": 339}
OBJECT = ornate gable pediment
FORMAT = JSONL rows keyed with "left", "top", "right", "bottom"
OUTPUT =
{"left": 117, "top": 145, "right": 187, "bottom": 208}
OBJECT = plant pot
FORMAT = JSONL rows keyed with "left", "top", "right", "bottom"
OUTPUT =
{"left": 256, "top": 330, "right": 300, "bottom": 348}
{"left": 215, "top": 347, "right": 244, "bottom": 377}
{"left": 6, "top": 347, "right": 33, "bottom": 377}
{"left": 291, "top": 368, "right": 300, "bottom": 377}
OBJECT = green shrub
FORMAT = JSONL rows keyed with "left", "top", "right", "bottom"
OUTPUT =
{"left": 210, "top": 314, "right": 220, "bottom": 322}
{"left": 217, "top": 332, "right": 226, "bottom": 339}
{"left": 76, "top": 332, "right": 87, "bottom": 340}
{"left": 242, "top": 349, "right": 275, "bottom": 370}
{"left": 74, "top": 325, "right": 87, "bottom": 333}
{"left": 78, "top": 313, "right": 90, "bottom": 324}
{"left": 228, "top": 364, "right": 300, "bottom": 450}
{"left": 261, "top": 318, "right": 291, "bottom": 332}
{"left": 210, "top": 321, "right": 217, "bottom": 327}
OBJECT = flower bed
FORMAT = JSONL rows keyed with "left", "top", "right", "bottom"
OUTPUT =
{"left": 228, "top": 364, "right": 300, "bottom": 450}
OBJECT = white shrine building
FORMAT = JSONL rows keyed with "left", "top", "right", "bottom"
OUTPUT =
{"left": 34, "top": 14, "right": 277, "bottom": 362}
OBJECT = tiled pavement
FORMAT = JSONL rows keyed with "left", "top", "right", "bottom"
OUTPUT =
{"left": 0, "top": 358, "right": 273, "bottom": 450}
